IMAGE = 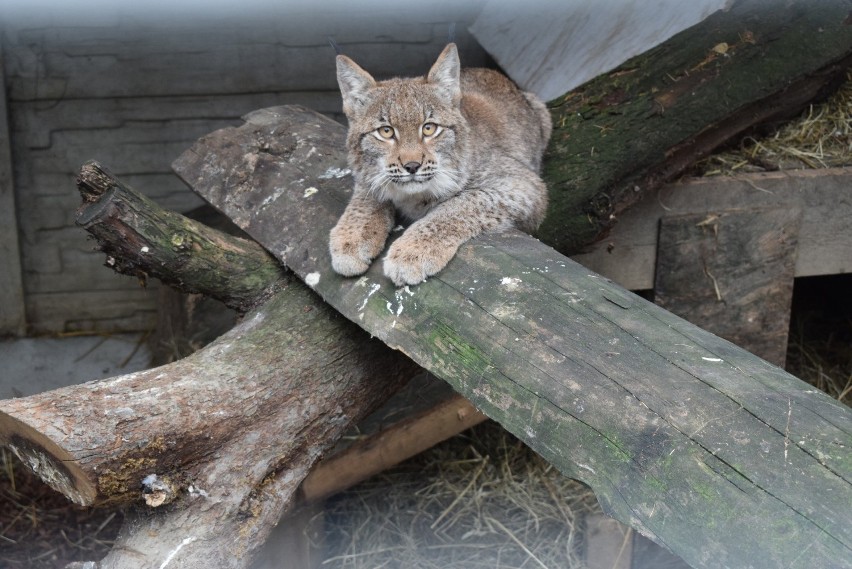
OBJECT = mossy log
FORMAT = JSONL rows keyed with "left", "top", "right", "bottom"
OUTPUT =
{"left": 76, "top": 161, "right": 284, "bottom": 313}
{"left": 174, "top": 105, "right": 852, "bottom": 569}
{"left": 539, "top": 0, "right": 852, "bottom": 254}
{"left": 0, "top": 165, "right": 418, "bottom": 568}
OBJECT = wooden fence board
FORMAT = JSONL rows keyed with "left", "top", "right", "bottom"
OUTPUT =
{"left": 572, "top": 169, "right": 852, "bottom": 290}
{"left": 0, "top": 48, "right": 26, "bottom": 335}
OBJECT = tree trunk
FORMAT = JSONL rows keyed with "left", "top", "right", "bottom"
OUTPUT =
{"left": 538, "top": 0, "right": 852, "bottom": 254}
{"left": 0, "top": 165, "right": 419, "bottom": 568}
{"left": 174, "top": 105, "right": 852, "bottom": 569}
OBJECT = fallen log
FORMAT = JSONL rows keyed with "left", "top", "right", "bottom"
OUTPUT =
{"left": 0, "top": 165, "right": 417, "bottom": 568}
{"left": 174, "top": 105, "right": 852, "bottom": 569}
{"left": 539, "top": 0, "right": 852, "bottom": 254}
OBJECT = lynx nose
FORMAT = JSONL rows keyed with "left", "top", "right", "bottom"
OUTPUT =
{"left": 402, "top": 161, "right": 421, "bottom": 174}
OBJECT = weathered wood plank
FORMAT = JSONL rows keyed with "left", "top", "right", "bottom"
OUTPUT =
{"left": 300, "top": 393, "right": 487, "bottom": 503}
{"left": 655, "top": 207, "right": 802, "bottom": 366}
{"left": 0, "top": 48, "right": 26, "bottom": 336}
{"left": 572, "top": 168, "right": 852, "bottom": 290}
{"left": 173, "top": 106, "right": 852, "bottom": 569}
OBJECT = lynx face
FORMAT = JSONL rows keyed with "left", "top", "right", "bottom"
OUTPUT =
{"left": 337, "top": 52, "right": 471, "bottom": 219}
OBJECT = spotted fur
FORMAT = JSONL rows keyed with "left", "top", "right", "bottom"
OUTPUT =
{"left": 329, "top": 43, "right": 551, "bottom": 286}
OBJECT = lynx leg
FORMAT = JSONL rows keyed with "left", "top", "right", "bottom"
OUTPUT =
{"left": 329, "top": 189, "right": 395, "bottom": 276}
{"left": 384, "top": 170, "right": 547, "bottom": 286}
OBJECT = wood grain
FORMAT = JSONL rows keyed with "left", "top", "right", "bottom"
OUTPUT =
{"left": 655, "top": 207, "right": 802, "bottom": 366}
{"left": 0, "top": 47, "right": 25, "bottom": 336}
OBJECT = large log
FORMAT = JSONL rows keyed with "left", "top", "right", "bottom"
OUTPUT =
{"left": 174, "top": 105, "right": 852, "bottom": 569}
{"left": 0, "top": 165, "right": 417, "bottom": 568}
{"left": 539, "top": 0, "right": 852, "bottom": 254}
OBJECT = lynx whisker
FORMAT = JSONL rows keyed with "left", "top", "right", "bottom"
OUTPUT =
{"left": 367, "top": 170, "right": 394, "bottom": 201}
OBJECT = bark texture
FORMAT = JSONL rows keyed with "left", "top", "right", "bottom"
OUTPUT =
{"left": 76, "top": 161, "right": 285, "bottom": 313}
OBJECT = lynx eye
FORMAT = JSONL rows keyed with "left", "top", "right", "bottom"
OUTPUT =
{"left": 376, "top": 126, "right": 395, "bottom": 140}
{"left": 422, "top": 123, "right": 439, "bottom": 137}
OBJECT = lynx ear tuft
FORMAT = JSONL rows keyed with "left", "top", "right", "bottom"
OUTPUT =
{"left": 428, "top": 43, "right": 461, "bottom": 104}
{"left": 337, "top": 55, "right": 376, "bottom": 115}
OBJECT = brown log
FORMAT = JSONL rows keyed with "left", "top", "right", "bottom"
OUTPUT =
{"left": 0, "top": 165, "right": 419, "bottom": 568}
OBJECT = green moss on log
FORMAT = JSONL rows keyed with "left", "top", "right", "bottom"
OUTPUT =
{"left": 540, "top": 0, "right": 852, "bottom": 254}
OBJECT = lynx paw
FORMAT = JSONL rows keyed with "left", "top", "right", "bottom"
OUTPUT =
{"left": 383, "top": 237, "right": 456, "bottom": 286}
{"left": 331, "top": 250, "right": 371, "bottom": 277}
{"left": 329, "top": 228, "right": 379, "bottom": 277}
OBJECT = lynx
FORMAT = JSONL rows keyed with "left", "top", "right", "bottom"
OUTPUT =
{"left": 329, "top": 43, "right": 551, "bottom": 286}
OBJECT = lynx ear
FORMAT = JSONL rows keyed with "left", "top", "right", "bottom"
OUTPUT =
{"left": 336, "top": 55, "right": 376, "bottom": 114}
{"left": 427, "top": 43, "right": 461, "bottom": 104}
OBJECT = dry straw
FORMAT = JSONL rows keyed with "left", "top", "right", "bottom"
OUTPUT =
{"left": 698, "top": 71, "right": 852, "bottom": 175}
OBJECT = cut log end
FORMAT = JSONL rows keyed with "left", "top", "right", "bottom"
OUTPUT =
{"left": 76, "top": 160, "right": 118, "bottom": 203}
{"left": 0, "top": 414, "right": 95, "bottom": 506}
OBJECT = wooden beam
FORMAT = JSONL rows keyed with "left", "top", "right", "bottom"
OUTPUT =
{"left": 572, "top": 168, "right": 852, "bottom": 290}
{"left": 174, "top": 106, "right": 852, "bottom": 569}
{"left": 0, "top": 47, "right": 26, "bottom": 335}
{"left": 300, "top": 393, "right": 487, "bottom": 503}
{"left": 655, "top": 207, "right": 802, "bottom": 366}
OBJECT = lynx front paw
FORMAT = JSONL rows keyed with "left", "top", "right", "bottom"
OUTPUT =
{"left": 329, "top": 228, "right": 378, "bottom": 277}
{"left": 331, "top": 250, "right": 371, "bottom": 277}
{"left": 383, "top": 237, "right": 456, "bottom": 286}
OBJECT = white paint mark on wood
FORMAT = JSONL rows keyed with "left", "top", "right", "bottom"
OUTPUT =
{"left": 159, "top": 536, "right": 198, "bottom": 569}
{"left": 260, "top": 187, "right": 284, "bottom": 207}
{"left": 358, "top": 282, "right": 381, "bottom": 312}
{"left": 318, "top": 166, "right": 351, "bottom": 179}
{"left": 305, "top": 272, "right": 320, "bottom": 287}
{"left": 702, "top": 357, "right": 723, "bottom": 362}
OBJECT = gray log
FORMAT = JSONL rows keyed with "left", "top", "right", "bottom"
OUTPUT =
{"left": 174, "top": 105, "right": 852, "bottom": 569}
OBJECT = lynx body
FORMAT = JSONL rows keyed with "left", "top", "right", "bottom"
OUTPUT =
{"left": 329, "top": 43, "right": 551, "bottom": 286}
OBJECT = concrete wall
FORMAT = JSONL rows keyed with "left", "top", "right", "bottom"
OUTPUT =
{"left": 1, "top": 2, "right": 490, "bottom": 334}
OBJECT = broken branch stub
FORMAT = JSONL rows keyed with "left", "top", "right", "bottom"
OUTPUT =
{"left": 76, "top": 160, "right": 285, "bottom": 313}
